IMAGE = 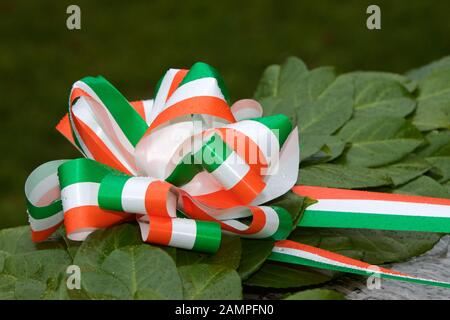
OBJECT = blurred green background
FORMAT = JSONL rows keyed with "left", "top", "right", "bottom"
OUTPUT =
{"left": 2, "top": 0, "right": 450, "bottom": 229}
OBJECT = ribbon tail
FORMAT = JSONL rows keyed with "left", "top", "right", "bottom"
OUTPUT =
{"left": 294, "top": 186, "right": 450, "bottom": 233}
{"left": 270, "top": 240, "right": 450, "bottom": 289}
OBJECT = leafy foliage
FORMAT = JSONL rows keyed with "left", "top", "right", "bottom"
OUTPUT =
{"left": 2, "top": 56, "right": 450, "bottom": 299}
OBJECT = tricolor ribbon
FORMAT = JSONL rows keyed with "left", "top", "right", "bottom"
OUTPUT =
{"left": 25, "top": 62, "right": 450, "bottom": 289}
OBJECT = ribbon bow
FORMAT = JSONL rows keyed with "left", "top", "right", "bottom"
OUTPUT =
{"left": 25, "top": 62, "right": 450, "bottom": 289}
{"left": 25, "top": 62, "right": 298, "bottom": 253}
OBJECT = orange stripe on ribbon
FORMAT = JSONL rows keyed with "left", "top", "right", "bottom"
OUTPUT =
{"left": 215, "top": 127, "right": 268, "bottom": 175}
{"left": 145, "top": 181, "right": 173, "bottom": 217}
{"left": 146, "top": 216, "right": 173, "bottom": 245}
{"left": 146, "top": 96, "right": 236, "bottom": 134}
{"left": 70, "top": 88, "right": 90, "bottom": 104}
{"left": 130, "top": 100, "right": 146, "bottom": 120}
{"left": 221, "top": 206, "right": 267, "bottom": 235}
{"left": 31, "top": 222, "right": 63, "bottom": 242}
{"left": 56, "top": 114, "right": 76, "bottom": 145}
{"left": 293, "top": 186, "right": 450, "bottom": 206}
{"left": 166, "top": 69, "right": 189, "bottom": 102}
{"left": 276, "top": 240, "right": 408, "bottom": 277}
{"left": 64, "top": 206, "right": 131, "bottom": 235}
{"left": 182, "top": 196, "right": 267, "bottom": 235}
{"left": 72, "top": 116, "right": 132, "bottom": 174}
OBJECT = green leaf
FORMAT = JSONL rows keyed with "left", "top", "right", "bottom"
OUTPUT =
{"left": 72, "top": 224, "right": 184, "bottom": 299}
{"left": 0, "top": 250, "right": 8, "bottom": 272}
{"left": 393, "top": 176, "right": 450, "bottom": 199}
{"left": 178, "top": 264, "right": 242, "bottom": 299}
{"left": 299, "top": 133, "right": 329, "bottom": 161}
{"left": 407, "top": 56, "right": 450, "bottom": 82}
{"left": 84, "top": 245, "right": 182, "bottom": 299}
{"left": 294, "top": 68, "right": 354, "bottom": 137}
{"left": 1, "top": 249, "right": 71, "bottom": 299}
{"left": 413, "top": 69, "right": 450, "bottom": 131}
{"left": 344, "top": 72, "right": 416, "bottom": 118}
{"left": 417, "top": 131, "right": 450, "bottom": 182}
{"left": 176, "top": 234, "right": 241, "bottom": 270}
{"left": 289, "top": 227, "right": 441, "bottom": 265}
{"left": 303, "top": 136, "right": 346, "bottom": 164}
{"left": 0, "top": 275, "right": 15, "bottom": 300}
{"left": 244, "top": 262, "right": 332, "bottom": 288}
{"left": 0, "top": 225, "right": 66, "bottom": 254}
{"left": 444, "top": 181, "right": 450, "bottom": 194}
{"left": 72, "top": 223, "right": 142, "bottom": 272}
{"left": 337, "top": 116, "right": 423, "bottom": 167}
{"left": 283, "top": 288, "right": 345, "bottom": 300}
{"left": 298, "top": 164, "right": 392, "bottom": 189}
{"left": 238, "top": 239, "right": 274, "bottom": 280}
{"left": 320, "top": 136, "right": 346, "bottom": 162}
{"left": 0, "top": 227, "right": 71, "bottom": 300}
{"left": 255, "top": 57, "right": 354, "bottom": 157}
{"left": 374, "top": 157, "right": 432, "bottom": 186}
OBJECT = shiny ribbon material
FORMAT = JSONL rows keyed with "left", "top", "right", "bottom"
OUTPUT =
{"left": 26, "top": 62, "right": 298, "bottom": 253}
{"left": 25, "top": 62, "right": 450, "bottom": 288}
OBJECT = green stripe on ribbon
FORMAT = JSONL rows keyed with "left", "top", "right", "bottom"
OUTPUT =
{"left": 250, "top": 115, "right": 292, "bottom": 146}
{"left": 27, "top": 200, "right": 62, "bottom": 220}
{"left": 299, "top": 210, "right": 450, "bottom": 233}
{"left": 179, "top": 62, "right": 230, "bottom": 104}
{"left": 270, "top": 206, "right": 293, "bottom": 240}
{"left": 268, "top": 252, "right": 450, "bottom": 289}
{"left": 81, "top": 76, "right": 148, "bottom": 146}
{"left": 98, "top": 174, "right": 131, "bottom": 211}
{"left": 58, "top": 158, "right": 116, "bottom": 189}
{"left": 165, "top": 154, "right": 203, "bottom": 187}
{"left": 192, "top": 220, "right": 222, "bottom": 253}
{"left": 200, "top": 134, "right": 233, "bottom": 172}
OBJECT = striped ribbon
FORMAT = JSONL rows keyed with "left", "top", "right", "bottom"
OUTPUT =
{"left": 270, "top": 240, "right": 450, "bottom": 289}
{"left": 27, "top": 62, "right": 298, "bottom": 253}
{"left": 293, "top": 186, "right": 450, "bottom": 233}
{"left": 25, "top": 62, "right": 450, "bottom": 289}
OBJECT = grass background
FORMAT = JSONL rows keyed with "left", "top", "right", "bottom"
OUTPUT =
{"left": 1, "top": 0, "right": 450, "bottom": 228}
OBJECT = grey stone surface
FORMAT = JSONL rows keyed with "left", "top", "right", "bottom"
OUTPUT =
{"left": 327, "top": 235, "right": 450, "bottom": 300}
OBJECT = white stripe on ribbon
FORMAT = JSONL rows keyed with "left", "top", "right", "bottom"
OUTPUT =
{"left": 271, "top": 246, "right": 442, "bottom": 284}
{"left": 134, "top": 121, "right": 196, "bottom": 179}
{"left": 165, "top": 77, "right": 226, "bottom": 109}
{"left": 210, "top": 151, "right": 250, "bottom": 190}
{"left": 142, "top": 99, "right": 154, "bottom": 125}
{"left": 224, "top": 120, "right": 279, "bottom": 170}
{"left": 69, "top": 110, "right": 94, "bottom": 159}
{"left": 61, "top": 182, "right": 99, "bottom": 211}
{"left": 168, "top": 218, "right": 197, "bottom": 249}
{"left": 72, "top": 97, "right": 137, "bottom": 175}
{"left": 121, "top": 177, "right": 154, "bottom": 214}
{"left": 28, "top": 172, "right": 59, "bottom": 205}
{"left": 149, "top": 69, "right": 180, "bottom": 124}
{"left": 29, "top": 210, "right": 64, "bottom": 232}
{"left": 308, "top": 199, "right": 450, "bottom": 218}
{"left": 73, "top": 81, "right": 136, "bottom": 156}
{"left": 252, "top": 127, "right": 299, "bottom": 205}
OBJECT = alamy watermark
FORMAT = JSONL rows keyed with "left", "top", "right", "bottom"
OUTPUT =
{"left": 66, "top": 5, "right": 81, "bottom": 30}
{"left": 366, "top": 5, "right": 381, "bottom": 30}
{"left": 366, "top": 265, "right": 382, "bottom": 290}
{"left": 66, "top": 265, "right": 81, "bottom": 290}
{"left": 152, "top": 120, "right": 282, "bottom": 176}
